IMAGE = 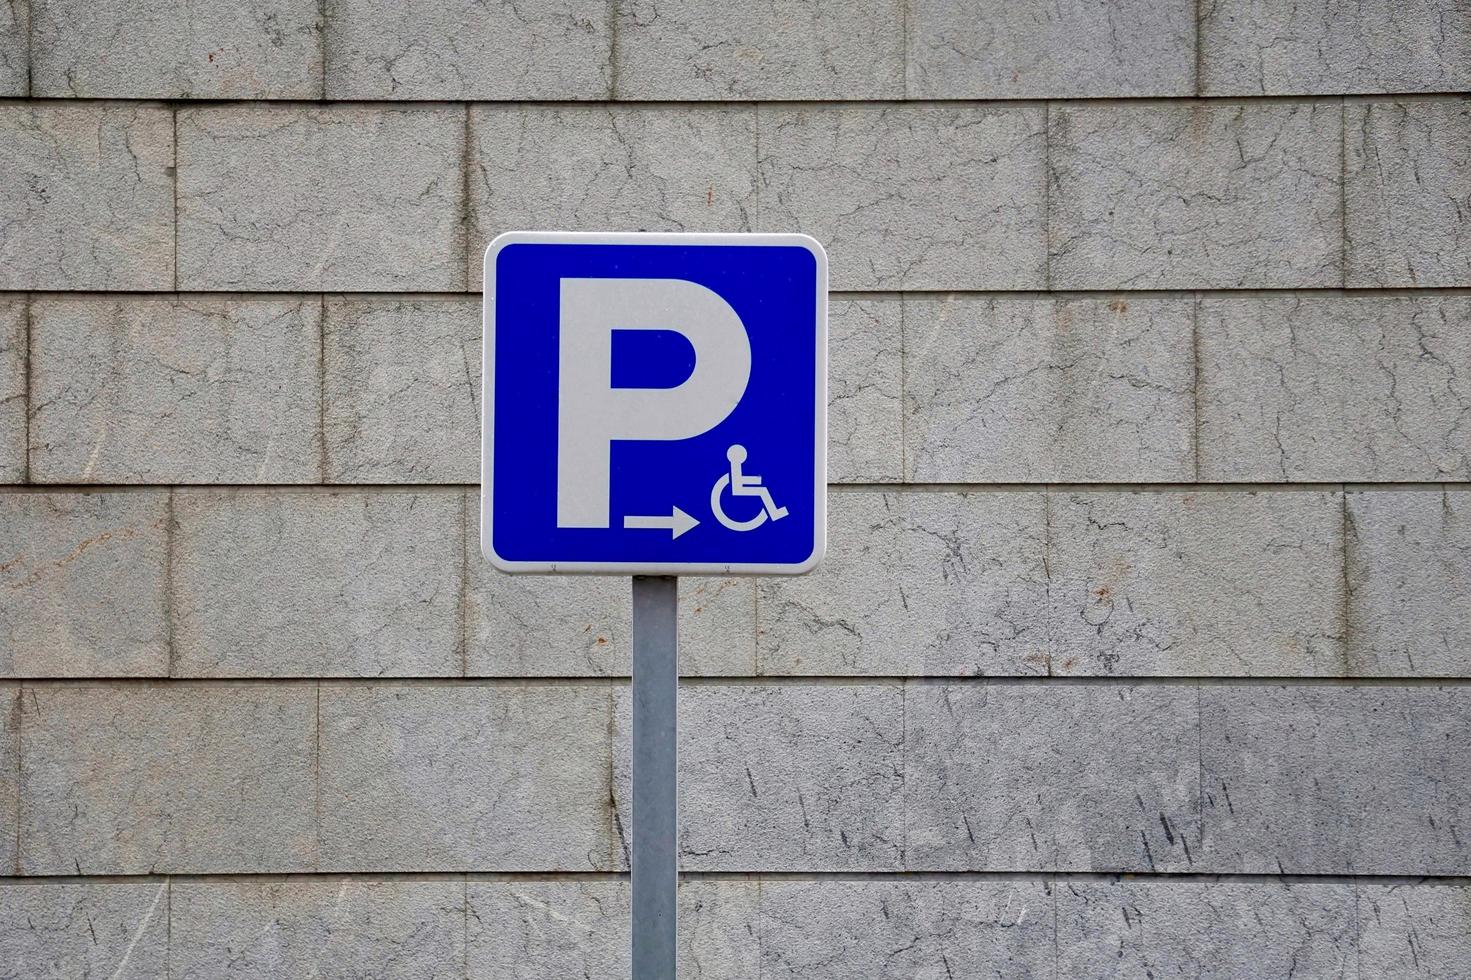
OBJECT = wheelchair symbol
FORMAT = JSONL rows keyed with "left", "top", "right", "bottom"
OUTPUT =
{"left": 710, "top": 445, "right": 788, "bottom": 532}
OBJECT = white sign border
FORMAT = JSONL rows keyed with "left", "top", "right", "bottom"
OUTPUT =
{"left": 481, "top": 230, "right": 829, "bottom": 576}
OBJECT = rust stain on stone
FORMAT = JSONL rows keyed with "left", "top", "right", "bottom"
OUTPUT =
{"left": 6, "top": 526, "right": 139, "bottom": 590}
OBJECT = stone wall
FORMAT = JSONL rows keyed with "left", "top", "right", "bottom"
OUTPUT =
{"left": 1, "top": 1, "right": 1469, "bottom": 975}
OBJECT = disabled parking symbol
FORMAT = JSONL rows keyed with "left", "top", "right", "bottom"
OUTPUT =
{"left": 710, "top": 445, "right": 787, "bottom": 532}
{"left": 481, "top": 231, "right": 828, "bottom": 575}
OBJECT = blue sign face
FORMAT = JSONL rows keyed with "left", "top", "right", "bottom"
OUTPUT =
{"left": 481, "top": 232, "right": 828, "bottom": 575}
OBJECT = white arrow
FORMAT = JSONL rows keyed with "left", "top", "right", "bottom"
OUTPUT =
{"left": 624, "top": 507, "right": 700, "bottom": 539}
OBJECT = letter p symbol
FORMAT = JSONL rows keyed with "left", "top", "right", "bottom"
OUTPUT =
{"left": 556, "top": 278, "right": 751, "bottom": 528}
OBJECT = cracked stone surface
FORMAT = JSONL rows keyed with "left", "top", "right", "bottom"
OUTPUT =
{"left": 19, "top": 683, "right": 317, "bottom": 874}
{"left": 678, "top": 880, "right": 761, "bottom": 980}
{"left": 756, "top": 491, "right": 1048, "bottom": 676}
{"left": 1346, "top": 98, "right": 1471, "bottom": 287}
{"left": 1347, "top": 490, "right": 1471, "bottom": 677}
{"left": 171, "top": 489, "right": 461, "bottom": 677}
{"left": 0, "top": 882, "right": 169, "bottom": 979}
{"left": 0, "top": 103, "right": 174, "bottom": 290}
{"left": 29, "top": 296, "right": 322, "bottom": 484}
{"left": 907, "top": 0, "right": 1194, "bottom": 98}
{"left": 1199, "top": 685, "right": 1471, "bottom": 874}
{"left": 905, "top": 683, "right": 1200, "bottom": 873}
{"left": 466, "top": 880, "right": 759, "bottom": 979}
{"left": 1048, "top": 102, "right": 1342, "bottom": 289}
{"left": 325, "top": 0, "right": 611, "bottom": 99}
{"left": 1047, "top": 490, "right": 1347, "bottom": 676}
{"left": 324, "top": 296, "right": 480, "bottom": 484}
{"left": 170, "top": 879, "right": 464, "bottom": 979}
{"left": 31, "top": 0, "right": 322, "bottom": 98}
{"left": 0, "top": 296, "right": 23, "bottom": 482}
{"left": 1201, "top": 0, "right": 1471, "bottom": 95}
{"left": 1359, "top": 882, "right": 1471, "bottom": 977}
{"left": 1056, "top": 879, "right": 1358, "bottom": 977}
{"left": 0, "top": 685, "right": 14, "bottom": 870}
{"left": 466, "top": 514, "right": 757, "bottom": 676}
{"left": 828, "top": 296, "right": 902, "bottom": 483}
{"left": 465, "top": 563, "right": 631, "bottom": 678}
{"left": 1199, "top": 294, "right": 1471, "bottom": 481}
{"left": 178, "top": 104, "right": 465, "bottom": 291}
{"left": 614, "top": 684, "right": 905, "bottom": 871}
{"left": 0, "top": 0, "right": 23, "bottom": 97}
{"left": 759, "top": 878, "right": 1055, "bottom": 978}
{"left": 318, "top": 683, "right": 613, "bottom": 871}
{"left": 469, "top": 105, "right": 757, "bottom": 289}
{"left": 615, "top": 0, "right": 903, "bottom": 100}
{"left": 904, "top": 294, "right": 1194, "bottom": 482}
{"left": 0, "top": 491, "right": 168, "bottom": 678}
{"left": 758, "top": 104, "right": 1046, "bottom": 290}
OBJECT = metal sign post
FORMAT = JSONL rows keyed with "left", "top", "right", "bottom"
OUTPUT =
{"left": 631, "top": 576, "right": 678, "bottom": 977}
{"left": 480, "top": 231, "right": 827, "bottom": 979}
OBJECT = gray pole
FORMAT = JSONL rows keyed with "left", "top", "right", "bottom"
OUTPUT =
{"left": 631, "top": 575, "right": 678, "bottom": 978}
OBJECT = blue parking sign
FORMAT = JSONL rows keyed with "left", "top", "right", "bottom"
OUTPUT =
{"left": 481, "top": 232, "right": 828, "bottom": 575}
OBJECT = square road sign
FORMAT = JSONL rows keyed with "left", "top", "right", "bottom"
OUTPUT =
{"left": 481, "top": 231, "right": 828, "bottom": 575}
